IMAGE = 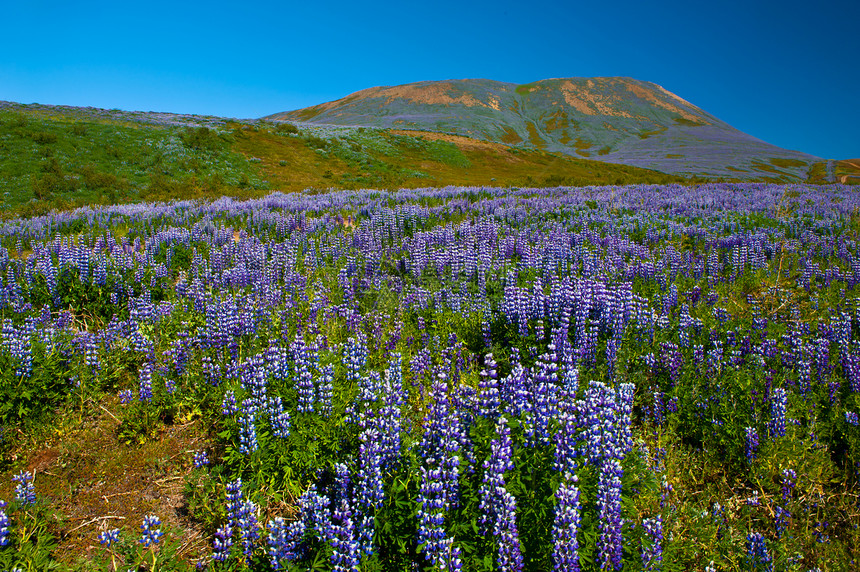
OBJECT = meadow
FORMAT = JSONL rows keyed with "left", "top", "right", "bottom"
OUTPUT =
{"left": 0, "top": 182, "right": 858, "bottom": 571}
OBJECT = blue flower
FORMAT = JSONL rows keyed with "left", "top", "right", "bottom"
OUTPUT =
{"left": 12, "top": 470, "right": 36, "bottom": 506}
{"left": 0, "top": 501, "right": 10, "bottom": 547}
{"left": 139, "top": 363, "right": 153, "bottom": 403}
{"left": 768, "top": 388, "right": 787, "bottom": 439}
{"left": 193, "top": 450, "right": 210, "bottom": 468}
{"left": 596, "top": 459, "right": 623, "bottom": 571}
{"left": 118, "top": 389, "right": 134, "bottom": 405}
{"left": 98, "top": 528, "right": 121, "bottom": 547}
{"left": 211, "top": 524, "right": 233, "bottom": 562}
{"left": 267, "top": 517, "right": 305, "bottom": 570}
{"left": 140, "top": 514, "right": 163, "bottom": 547}
{"left": 745, "top": 532, "right": 773, "bottom": 572}
{"left": 744, "top": 426, "right": 759, "bottom": 463}
{"left": 641, "top": 515, "right": 663, "bottom": 571}
{"left": 552, "top": 477, "right": 581, "bottom": 572}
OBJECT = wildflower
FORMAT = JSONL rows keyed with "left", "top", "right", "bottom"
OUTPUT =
{"left": 641, "top": 515, "right": 663, "bottom": 571}
{"left": 318, "top": 364, "right": 334, "bottom": 417}
{"left": 745, "top": 532, "right": 773, "bottom": 572}
{"left": 193, "top": 450, "right": 210, "bottom": 468}
{"left": 118, "top": 389, "right": 134, "bottom": 405}
{"left": 478, "top": 417, "right": 522, "bottom": 571}
{"left": 768, "top": 388, "right": 787, "bottom": 439}
{"left": 221, "top": 389, "right": 238, "bottom": 416}
{"left": 237, "top": 499, "right": 261, "bottom": 556}
{"left": 139, "top": 363, "right": 153, "bottom": 403}
{"left": 552, "top": 477, "right": 582, "bottom": 572}
{"left": 478, "top": 353, "right": 500, "bottom": 419}
{"left": 0, "top": 500, "right": 9, "bottom": 547}
{"left": 98, "top": 528, "right": 121, "bottom": 547}
{"left": 238, "top": 407, "right": 259, "bottom": 455}
{"left": 13, "top": 470, "right": 36, "bottom": 506}
{"left": 596, "top": 459, "right": 623, "bottom": 570}
{"left": 744, "top": 426, "right": 759, "bottom": 462}
{"left": 267, "top": 396, "right": 291, "bottom": 439}
{"left": 140, "top": 514, "right": 163, "bottom": 547}
{"left": 211, "top": 524, "right": 233, "bottom": 562}
{"left": 846, "top": 411, "right": 859, "bottom": 426}
{"left": 267, "top": 517, "right": 305, "bottom": 570}
{"left": 225, "top": 478, "right": 244, "bottom": 530}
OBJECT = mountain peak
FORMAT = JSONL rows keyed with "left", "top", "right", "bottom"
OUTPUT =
{"left": 266, "top": 77, "right": 818, "bottom": 180}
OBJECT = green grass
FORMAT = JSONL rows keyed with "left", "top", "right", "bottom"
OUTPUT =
{"left": 0, "top": 109, "right": 265, "bottom": 216}
{"left": 0, "top": 104, "right": 690, "bottom": 219}
{"left": 769, "top": 157, "right": 807, "bottom": 168}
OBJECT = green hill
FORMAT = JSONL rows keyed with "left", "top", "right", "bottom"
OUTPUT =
{"left": 0, "top": 101, "right": 684, "bottom": 218}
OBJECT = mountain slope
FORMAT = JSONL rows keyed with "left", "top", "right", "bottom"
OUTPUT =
{"left": 267, "top": 77, "right": 820, "bottom": 180}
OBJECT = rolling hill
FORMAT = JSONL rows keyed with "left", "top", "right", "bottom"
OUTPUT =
{"left": 0, "top": 101, "right": 684, "bottom": 218}
{"left": 267, "top": 77, "right": 821, "bottom": 181}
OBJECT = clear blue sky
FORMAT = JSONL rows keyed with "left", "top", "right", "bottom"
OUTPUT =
{"left": 2, "top": 0, "right": 857, "bottom": 159}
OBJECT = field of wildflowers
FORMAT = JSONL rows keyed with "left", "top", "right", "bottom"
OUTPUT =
{"left": 0, "top": 182, "right": 858, "bottom": 571}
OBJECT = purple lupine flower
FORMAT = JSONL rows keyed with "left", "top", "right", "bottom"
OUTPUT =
{"left": 781, "top": 468, "right": 797, "bottom": 501}
{"left": 641, "top": 515, "right": 663, "bottom": 571}
{"left": 596, "top": 459, "right": 623, "bottom": 571}
{"left": 774, "top": 505, "right": 790, "bottom": 539}
{"left": 212, "top": 524, "right": 233, "bottom": 562}
{"left": 329, "top": 497, "right": 360, "bottom": 572}
{"left": 98, "top": 528, "right": 121, "bottom": 547}
{"left": 478, "top": 417, "right": 522, "bottom": 571}
{"left": 495, "top": 491, "right": 523, "bottom": 572}
{"left": 140, "top": 514, "right": 163, "bottom": 547}
{"left": 298, "top": 485, "right": 331, "bottom": 540}
{"left": 318, "top": 364, "right": 334, "bottom": 417}
{"left": 267, "top": 517, "right": 305, "bottom": 570}
{"left": 416, "top": 378, "right": 464, "bottom": 572}
{"left": 292, "top": 334, "right": 316, "bottom": 414}
{"left": 379, "top": 353, "right": 405, "bottom": 465}
{"left": 238, "top": 399, "right": 259, "bottom": 455}
{"left": 0, "top": 501, "right": 10, "bottom": 547}
{"left": 554, "top": 406, "right": 580, "bottom": 475}
{"left": 529, "top": 348, "right": 559, "bottom": 439}
{"left": 846, "top": 411, "right": 859, "bottom": 426}
{"left": 356, "top": 408, "right": 384, "bottom": 555}
{"left": 478, "top": 353, "right": 500, "bottom": 419}
{"left": 222, "top": 389, "right": 238, "bottom": 416}
{"left": 193, "top": 450, "right": 210, "bottom": 468}
{"left": 267, "top": 396, "right": 291, "bottom": 439}
{"left": 552, "top": 477, "right": 582, "bottom": 572}
{"left": 225, "top": 478, "right": 244, "bottom": 530}
{"left": 744, "top": 426, "right": 759, "bottom": 462}
{"left": 478, "top": 416, "right": 514, "bottom": 529}
{"left": 344, "top": 334, "right": 367, "bottom": 385}
{"left": 118, "top": 389, "right": 134, "bottom": 405}
{"left": 237, "top": 499, "right": 261, "bottom": 556}
{"left": 580, "top": 381, "right": 631, "bottom": 463}
{"left": 13, "top": 470, "right": 36, "bottom": 505}
{"left": 139, "top": 362, "right": 153, "bottom": 403}
{"left": 768, "top": 388, "right": 787, "bottom": 439}
{"left": 745, "top": 532, "right": 773, "bottom": 572}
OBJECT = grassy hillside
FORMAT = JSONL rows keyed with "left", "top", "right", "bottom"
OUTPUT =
{"left": 0, "top": 103, "right": 685, "bottom": 218}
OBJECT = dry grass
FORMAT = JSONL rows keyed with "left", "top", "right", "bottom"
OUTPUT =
{"left": 0, "top": 397, "right": 210, "bottom": 566}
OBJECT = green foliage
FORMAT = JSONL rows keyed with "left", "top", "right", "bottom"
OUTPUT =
{"left": 0, "top": 501, "right": 62, "bottom": 571}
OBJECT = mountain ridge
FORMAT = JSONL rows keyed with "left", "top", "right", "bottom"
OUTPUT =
{"left": 266, "top": 77, "right": 820, "bottom": 180}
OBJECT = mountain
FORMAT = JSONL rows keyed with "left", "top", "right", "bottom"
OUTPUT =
{"left": 266, "top": 77, "right": 820, "bottom": 181}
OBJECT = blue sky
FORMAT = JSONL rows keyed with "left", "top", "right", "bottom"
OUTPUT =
{"left": 2, "top": 0, "right": 857, "bottom": 159}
